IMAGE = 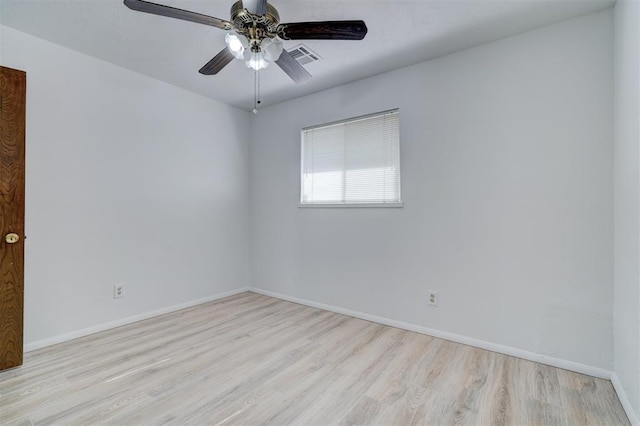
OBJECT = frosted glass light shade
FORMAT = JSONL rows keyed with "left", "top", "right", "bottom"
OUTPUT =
{"left": 262, "top": 37, "right": 284, "bottom": 62}
{"left": 225, "top": 32, "right": 248, "bottom": 60}
{"left": 246, "top": 51, "right": 269, "bottom": 70}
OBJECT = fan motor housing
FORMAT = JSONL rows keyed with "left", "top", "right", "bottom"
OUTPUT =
{"left": 230, "top": 1, "right": 280, "bottom": 36}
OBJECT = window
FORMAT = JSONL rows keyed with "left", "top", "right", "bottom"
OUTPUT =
{"left": 300, "top": 109, "right": 401, "bottom": 207}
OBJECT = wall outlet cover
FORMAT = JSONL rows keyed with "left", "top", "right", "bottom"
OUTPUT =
{"left": 114, "top": 284, "right": 125, "bottom": 299}
{"left": 428, "top": 291, "right": 439, "bottom": 307}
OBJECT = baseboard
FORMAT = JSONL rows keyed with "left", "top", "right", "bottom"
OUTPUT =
{"left": 612, "top": 372, "right": 640, "bottom": 426}
{"left": 248, "top": 287, "right": 612, "bottom": 380}
{"left": 24, "top": 286, "right": 616, "bottom": 383}
{"left": 24, "top": 287, "right": 251, "bottom": 352}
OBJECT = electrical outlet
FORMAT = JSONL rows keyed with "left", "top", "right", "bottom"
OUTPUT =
{"left": 114, "top": 283, "right": 125, "bottom": 299}
{"left": 428, "top": 291, "right": 439, "bottom": 307}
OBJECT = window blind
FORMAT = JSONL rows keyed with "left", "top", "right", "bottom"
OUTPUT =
{"left": 301, "top": 110, "right": 401, "bottom": 205}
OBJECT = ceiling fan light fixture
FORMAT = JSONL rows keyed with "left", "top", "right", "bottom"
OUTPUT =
{"left": 262, "top": 37, "right": 284, "bottom": 62}
{"left": 225, "top": 32, "right": 247, "bottom": 59}
{"left": 124, "top": 0, "right": 368, "bottom": 86}
{"left": 246, "top": 51, "right": 269, "bottom": 70}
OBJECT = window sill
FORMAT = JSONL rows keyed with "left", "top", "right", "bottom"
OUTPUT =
{"left": 298, "top": 202, "right": 404, "bottom": 208}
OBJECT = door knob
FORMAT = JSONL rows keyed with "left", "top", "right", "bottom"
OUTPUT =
{"left": 5, "top": 233, "right": 19, "bottom": 244}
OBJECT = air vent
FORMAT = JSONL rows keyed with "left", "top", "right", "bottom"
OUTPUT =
{"left": 287, "top": 44, "right": 322, "bottom": 66}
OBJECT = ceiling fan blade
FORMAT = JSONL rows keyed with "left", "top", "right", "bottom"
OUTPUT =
{"left": 199, "top": 48, "right": 236, "bottom": 75}
{"left": 124, "top": 0, "right": 232, "bottom": 30}
{"left": 275, "top": 50, "right": 312, "bottom": 84}
{"left": 277, "top": 21, "right": 367, "bottom": 40}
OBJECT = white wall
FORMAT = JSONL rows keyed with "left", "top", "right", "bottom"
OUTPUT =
{"left": 614, "top": 0, "right": 640, "bottom": 422}
{"left": 0, "top": 25, "right": 251, "bottom": 347}
{"left": 250, "top": 11, "right": 614, "bottom": 370}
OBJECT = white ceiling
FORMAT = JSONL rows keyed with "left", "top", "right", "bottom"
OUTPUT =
{"left": 0, "top": 0, "right": 614, "bottom": 111}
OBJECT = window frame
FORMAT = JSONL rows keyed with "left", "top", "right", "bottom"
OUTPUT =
{"left": 299, "top": 109, "right": 403, "bottom": 208}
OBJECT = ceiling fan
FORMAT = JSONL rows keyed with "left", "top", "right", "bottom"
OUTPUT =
{"left": 123, "top": 0, "right": 368, "bottom": 84}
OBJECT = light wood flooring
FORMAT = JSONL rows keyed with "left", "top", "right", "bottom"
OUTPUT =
{"left": 0, "top": 292, "right": 630, "bottom": 425}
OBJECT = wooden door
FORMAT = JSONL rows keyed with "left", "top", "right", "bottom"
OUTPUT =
{"left": 0, "top": 66, "right": 26, "bottom": 371}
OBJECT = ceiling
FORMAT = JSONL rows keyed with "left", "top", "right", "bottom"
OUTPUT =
{"left": 0, "top": 0, "right": 614, "bottom": 111}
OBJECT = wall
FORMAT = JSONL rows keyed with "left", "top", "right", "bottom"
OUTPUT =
{"left": 613, "top": 0, "right": 640, "bottom": 422}
{"left": 250, "top": 11, "right": 614, "bottom": 370}
{"left": 0, "top": 25, "right": 251, "bottom": 347}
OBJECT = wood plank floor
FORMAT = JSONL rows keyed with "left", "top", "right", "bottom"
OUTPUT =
{"left": 0, "top": 292, "right": 629, "bottom": 425}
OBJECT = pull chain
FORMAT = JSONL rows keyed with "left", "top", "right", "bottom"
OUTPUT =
{"left": 253, "top": 69, "right": 261, "bottom": 114}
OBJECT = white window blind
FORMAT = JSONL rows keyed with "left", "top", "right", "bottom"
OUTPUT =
{"left": 301, "top": 110, "right": 401, "bottom": 206}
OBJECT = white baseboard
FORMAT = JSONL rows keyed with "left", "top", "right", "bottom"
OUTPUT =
{"left": 23, "top": 286, "right": 616, "bottom": 384}
{"left": 612, "top": 372, "right": 640, "bottom": 426}
{"left": 24, "top": 287, "right": 251, "bottom": 352}
{"left": 248, "top": 287, "right": 613, "bottom": 380}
